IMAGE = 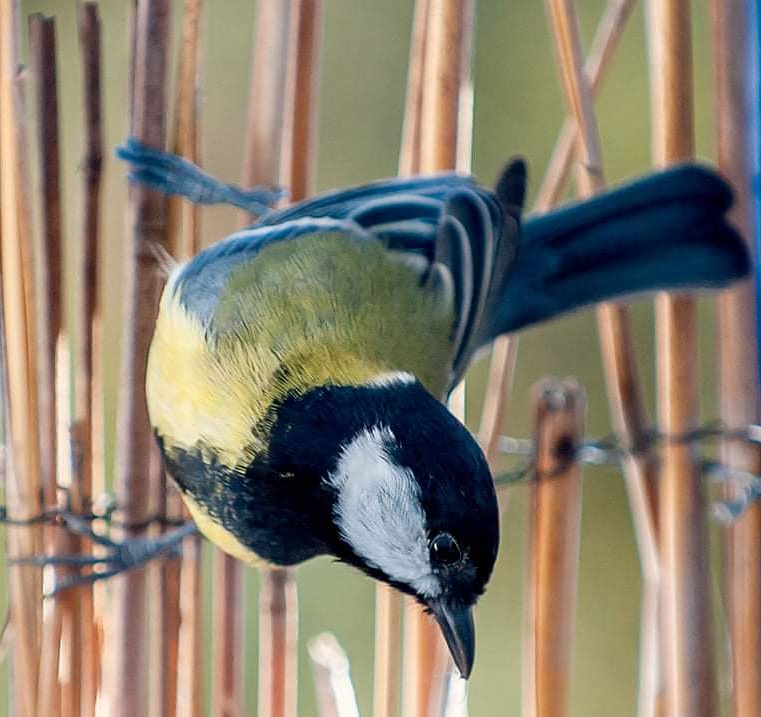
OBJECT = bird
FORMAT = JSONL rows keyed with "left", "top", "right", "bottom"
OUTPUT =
{"left": 107, "top": 140, "right": 755, "bottom": 678}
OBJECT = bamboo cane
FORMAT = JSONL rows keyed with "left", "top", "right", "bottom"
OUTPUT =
{"left": 308, "top": 633, "right": 360, "bottom": 717}
{"left": 0, "top": 2, "right": 43, "bottom": 715}
{"left": 74, "top": 5, "right": 103, "bottom": 714}
{"left": 166, "top": 3, "right": 205, "bottom": 716}
{"left": 255, "top": 6, "right": 323, "bottom": 716}
{"left": 711, "top": 1, "right": 761, "bottom": 715}
{"left": 148, "top": 3, "right": 204, "bottom": 715}
{"left": 28, "top": 14, "right": 65, "bottom": 717}
{"left": 215, "top": 0, "right": 296, "bottom": 715}
{"left": 108, "top": 1, "right": 171, "bottom": 714}
{"left": 645, "top": 1, "right": 716, "bottom": 714}
{"left": 543, "top": 2, "right": 662, "bottom": 714}
{"left": 523, "top": 378, "right": 585, "bottom": 717}
{"left": 371, "top": 6, "right": 434, "bottom": 716}
{"left": 402, "top": 2, "right": 475, "bottom": 715}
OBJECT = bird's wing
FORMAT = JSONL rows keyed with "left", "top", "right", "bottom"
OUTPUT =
{"left": 432, "top": 159, "right": 526, "bottom": 388}
{"left": 120, "top": 139, "right": 527, "bottom": 392}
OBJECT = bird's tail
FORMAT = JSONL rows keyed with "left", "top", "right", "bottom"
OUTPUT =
{"left": 481, "top": 164, "right": 750, "bottom": 342}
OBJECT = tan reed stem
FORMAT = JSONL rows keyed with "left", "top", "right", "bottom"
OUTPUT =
{"left": 478, "top": 336, "right": 519, "bottom": 468}
{"left": 72, "top": 5, "right": 104, "bottom": 714}
{"left": 523, "top": 378, "right": 585, "bottom": 717}
{"left": 373, "top": 585, "right": 401, "bottom": 717}
{"left": 535, "top": 0, "right": 637, "bottom": 211}
{"left": 165, "top": 3, "right": 205, "bottom": 715}
{"left": 645, "top": 1, "right": 716, "bottom": 714}
{"left": 402, "top": 2, "right": 475, "bottom": 714}
{"left": 176, "top": 533, "right": 204, "bottom": 717}
{"left": 544, "top": 2, "right": 662, "bottom": 714}
{"left": 308, "top": 633, "right": 360, "bottom": 717}
{"left": 150, "top": 3, "right": 204, "bottom": 714}
{"left": 255, "top": 7, "right": 323, "bottom": 716}
{"left": 0, "top": 2, "right": 43, "bottom": 715}
{"left": 28, "top": 14, "right": 65, "bottom": 717}
{"left": 372, "top": 5, "right": 433, "bottom": 715}
{"left": 242, "top": 0, "right": 291, "bottom": 207}
{"left": 208, "top": 3, "right": 292, "bottom": 716}
{"left": 280, "top": 0, "right": 322, "bottom": 203}
{"left": 108, "top": 1, "right": 171, "bottom": 714}
{"left": 258, "top": 569, "right": 299, "bottom": 717}
{"left": 398, "top": 0, "right": 430, "bottom": 178}
{"left": 711, "top": 2, "right": 761, "bottom": 715}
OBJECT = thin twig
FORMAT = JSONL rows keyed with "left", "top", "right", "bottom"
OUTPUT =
{"left": 711, "top": 1, "right": 761, "bottom": 714}
{"left": 107, "top": 1, "right": 171, "bottom": 714}
{"left": 645, "top": 1, "right": 716, "bottom": 713}
{"left": 543, "top": 2, "right": 662, "bottom": 714}
{"left": 523, "top": 378, "right": 585, "bottom": 717}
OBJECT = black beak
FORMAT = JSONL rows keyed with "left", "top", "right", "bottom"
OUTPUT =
{"left": 431, "top": 602, "right": 475, "bottom": 679}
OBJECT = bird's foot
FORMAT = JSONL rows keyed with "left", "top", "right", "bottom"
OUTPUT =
{"left": 116, "top": 137, "right": 286, "bottom": 216}
{"left": 9, "top": 513, "right": 199, "bottom": 596}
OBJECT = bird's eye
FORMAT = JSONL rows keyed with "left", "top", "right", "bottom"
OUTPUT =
{"left": 429, "top": 532, "right": 461, "bottom": 565}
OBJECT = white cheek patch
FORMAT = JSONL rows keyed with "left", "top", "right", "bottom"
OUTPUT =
{"left": 327, "top": 426, "right": 440, "bottom": 598}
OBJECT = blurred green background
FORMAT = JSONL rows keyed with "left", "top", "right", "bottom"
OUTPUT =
{"left": 7, "top": 1, "right": 728, "bottom": 714}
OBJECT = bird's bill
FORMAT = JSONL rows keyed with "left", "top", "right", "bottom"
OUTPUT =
{"left": 430, "top": 601, "right": 475, "bottom": 679}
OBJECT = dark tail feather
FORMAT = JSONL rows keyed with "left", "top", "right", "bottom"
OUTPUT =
{"left": 480, "top": 164, "right": 750, "bottom": 342}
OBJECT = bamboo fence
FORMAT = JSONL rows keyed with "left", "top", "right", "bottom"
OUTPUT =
{"left": 0, "top": 1, "right": 758, "bottom": 716}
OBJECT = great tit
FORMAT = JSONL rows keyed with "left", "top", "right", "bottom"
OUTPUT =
{"left": 120, "top": 139, "right": 748, "bottom": 678}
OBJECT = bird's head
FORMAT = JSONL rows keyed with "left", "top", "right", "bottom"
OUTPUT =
{"left": 268, "top": 374, "right": 500, "bottom": 677}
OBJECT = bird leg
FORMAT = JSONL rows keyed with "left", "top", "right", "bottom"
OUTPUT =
{"left": 117, "top": 136, "right": 286, "bottom": 216}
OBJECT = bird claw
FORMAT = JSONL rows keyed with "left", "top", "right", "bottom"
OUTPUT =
{"left": 10, "top": 517, "right": 199, "bottom": 597}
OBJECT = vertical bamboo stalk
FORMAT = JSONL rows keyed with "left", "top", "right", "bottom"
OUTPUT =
{"left": 208, "top": 4, "right": 292, "bottom": 717}
{"left": 543, "top": 3, "right": 662, "bottom": 715}
{"left": 372, "top": 6, "right": 434, "bottom": 715}
{"left": 398, "top": 0, "right": 430, "bottom": 178}
{"left": 176, "top": 535, "right": 204, "bottom": 717}
{"left": 373, "top": 585, "right": 401, "bottom": 717}
{"left": 209, "top": 6, "right": 294, "bottom": 715}
{"left": 74, "top": 5, "right": 103, "bottom": 715}
{"left": 28, "top": 14, "right": 64, "bottom": 717}
{"left": 645, "top": 2, "right": 716, "bottom": 714}
{"left": 0, "top": 3, "right": 43, "bottom": 715}
{"left": 108, "top": 2, "right": 171, "bottom": 715}
{"left": 711, "top": 1, "right": 761, "bottom": 715}
{"left": 402, "top": 3, "right": 475, "bottom": 715}
{"left": 168, "top": 3, "right": 205, "bottom": 716}
{"left": 255, "top": 7, "right": 322, "bottom": 716}
{"left": 523, "top": 378, "right": 585, "bottom": 717}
